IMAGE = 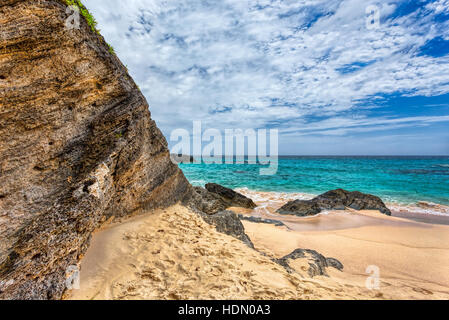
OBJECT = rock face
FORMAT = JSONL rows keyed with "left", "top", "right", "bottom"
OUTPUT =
{"left": 205, "top": 183, "right": 257, "bottom": 209}
{"left": 187, "top": 185, "right": 257, "bottom": 250}
{"left": 188, "top": 187, "right": 230, "bottom": 214}
{"left": 277, "top": 189, "right": 391, "bottom": 216}
{"left": 277, "top": 200, "right": 321, "bottom": 217}
{"left": 201, "top": 211, "right": 254, "bottom": 249}
{"left": 188, "top": 183, "right": 257, "bottom": 215}
{"left": 275, "top": 249, "right": 344, "bottom": 277}
{"left": 0, "top": 0, "right": 191, "bottom": 299}
{"left": 238, "top": 215, "right": 286, "bottom": 227}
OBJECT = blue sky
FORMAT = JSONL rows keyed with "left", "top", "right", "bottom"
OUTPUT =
{"left": 84, "top": 0, "right": 449, "bottom": 155}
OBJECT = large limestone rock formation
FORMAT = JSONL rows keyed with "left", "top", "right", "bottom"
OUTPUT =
{"left": 0, "top": 0, "right": 191, "bottom": 299}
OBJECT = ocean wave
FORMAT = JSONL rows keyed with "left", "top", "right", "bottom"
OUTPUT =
{"left": 190, "top": 180, "right": 207, "bottom": 186}
{"left": 387, "top": 201, "right": 449, "bottom": 216}
{"left": 234, "top": 188, "right": 316, "bottom": 217}
{"left": 235, "top": 188, "right": 315, "bottom": 203}
{"left": 235, "top": 187, "right": 449, "bottom": 217}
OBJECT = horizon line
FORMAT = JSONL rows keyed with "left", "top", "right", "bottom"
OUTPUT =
{"left": 173, "top": 154, "right": 449, "bottom": 157}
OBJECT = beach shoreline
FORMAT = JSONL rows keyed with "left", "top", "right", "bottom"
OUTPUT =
{"left": 243, "top": 216, "right": 449, "bottom": 299}
{"left": 66, "top": 183, "right": 449, "bottom": 300}
{"left": 233, "top": 187, "right": 449, "bottom": 221}
{"left": 392, "top": 210, "right": 449, "bottom": 225}
{"left": 68, "top": 205, "right": 379, "bottom": 300}
{"left": 67, "top": 190, "right": 449, "bottom": 300}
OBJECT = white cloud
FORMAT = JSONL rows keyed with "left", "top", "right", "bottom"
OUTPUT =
{"left": 83, "top": 0, "right": 449, "bottom": 154}
{"left": 426, "top": 0, "right": 449, "bottom": 14}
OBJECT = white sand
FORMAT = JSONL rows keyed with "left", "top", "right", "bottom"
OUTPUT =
{"left": 242, "top": 209, "right": 449, "bottom": 299}
{"left": 67, "top": 204, "right": 449, "bottom": 300}
{"left": 68, "top": 205, "right": 391, "bottom": 300}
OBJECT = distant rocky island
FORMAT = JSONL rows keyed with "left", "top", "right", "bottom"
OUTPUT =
{"left": 170, "top": 154, "right": 196, "bottom": 164}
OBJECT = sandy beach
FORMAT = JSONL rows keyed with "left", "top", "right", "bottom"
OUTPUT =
{"left": 68, "top": 204, "right": 364, "bottom": 300}
{"left": 68, "top": 195, "right": 449, "bottom": 300}
{"left": 232, "top": 189, "right": 449, "bottom": 299}
{"left": 242, "top": 211, "right": 449, "bottom": 299}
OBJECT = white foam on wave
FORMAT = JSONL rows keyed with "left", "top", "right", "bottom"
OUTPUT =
{"left": 387, "top": 201, "right": 449, "bottom": 216}
{"left": 235, "top": 187, "right": 315, "bottom": 202}
{"left": 190, "top": 180, "right": 207, "bottom": 186}
{"left": 235, "top": 187, "right": 449, "bottom": 217}
{"left": 234, "top": 188, "right": 317, "bottom": 217}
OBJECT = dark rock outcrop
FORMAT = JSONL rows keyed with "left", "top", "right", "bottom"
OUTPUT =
{"left": 275, "top": 249, "right": 343, "bottom": 277}
{"left": 187, "top": 187, "right": 230, "bottom": 215}
{"left": 238, "top": 215, "right": 286, "bottom": 227}
{"left": 314, "top": 189, "right": 391, "bottom": 215}
{"left": 188, "top": 187, "right": 257, "bottom": 249}
{"left": 0, "top": 0, "right": 191, "bottom": 299}
{"left": 277, "top": 189, "right": 391, "bottom": 217}
{"left": 188, "top": 183, "right": 257, "bottom": 215}
{"left": 201, "top": 211, "right": 254, "bottom": 249}
{"left": 205, "top": 183, "right": 257, "bottom": 209}
{"left": 277, "top": 200, "right": 321, "bottom": 217}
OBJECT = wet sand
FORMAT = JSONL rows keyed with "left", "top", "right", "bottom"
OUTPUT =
{"left": 232, "top": 206, "right": 427, "bottom": 232}
{"left": 229, "top": 189, "right": 449, "bottom": 299}
{"left": 238, "top": 208, "right": 449, "bottom": 299}
{"left": 392, "top": 210, "right": 449, "bottom": 225}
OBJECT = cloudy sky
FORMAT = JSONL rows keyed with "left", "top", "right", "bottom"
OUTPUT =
{"left": 84, "top": 0, "right": 449, "bottom": 155}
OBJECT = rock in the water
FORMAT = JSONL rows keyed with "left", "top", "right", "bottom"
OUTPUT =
{"left": 275, "top": 249, "right": 343, "bottom": 277}
{"left": 277, "top": 200, "right": 321, "bottom": 217}
{"left": 170, "top": 154, "right": 195, "bottom": 164}
{"left": 277, "top": 189, "right": 391, "bottom": 216}
{"left": 205, "top": 183, "right": 257, "bottom": 209}
{"left": 315, "top": 189, "right": 391, "bottom": 215}
{"left": 201, "top": 211, "right": 254, "bottom": 248}
{"left": 313, "top": 189, "right": 349, "bottom": 210}
{"left": 0, "top": 0, "right": 191, "bottom": 300}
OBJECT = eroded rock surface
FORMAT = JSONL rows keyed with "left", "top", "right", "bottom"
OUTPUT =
{"left": 201, "top": 211, "right": 254, "bottom": 249}
{"left": 275, "top": 249, "right": 344, "bottom": 277}
{"left": 188, "top": 183, "right": 257, "bottom": 215}
{"left": 0, "top": 0, "right": 190, "bottom": 299}
{"left": 188, "top": 187, "right": 230, "bottom": 214}
{"left": 277, "top": 200, "right": 321, "bottom": 217}
{"left": 205, "top": 183, "right": 257, "bottom": 209}
{"left": 277, "top": 189, "right": 391, "bottom": 217}
{"left": 238, "top": 215, "right": 286, "bottom": 227}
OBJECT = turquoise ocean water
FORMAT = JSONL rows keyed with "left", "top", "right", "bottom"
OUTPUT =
{"left": 180, "top": 156, "right": 449, "bottom": 206}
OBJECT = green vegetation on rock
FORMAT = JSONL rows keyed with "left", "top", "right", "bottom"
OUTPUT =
{"left": 107, "top": 44, "right": 115, "bottom": 55}
{"left": 64, "top": 0, "right": 116, "bottom": 56}
{"left": 65, "top": 0, "right": 98, "bottom": 34}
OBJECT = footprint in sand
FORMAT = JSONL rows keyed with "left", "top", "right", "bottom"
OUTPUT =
{"left": 413, "top": 287, "right": 433, "bottom": 295}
